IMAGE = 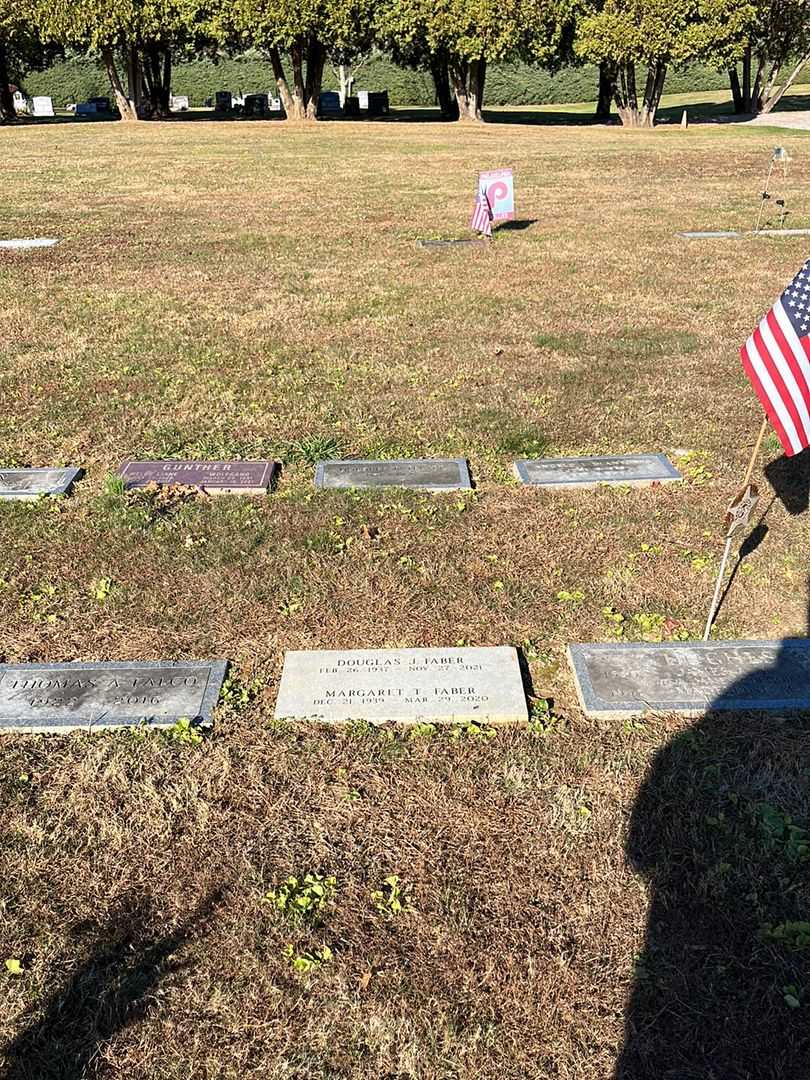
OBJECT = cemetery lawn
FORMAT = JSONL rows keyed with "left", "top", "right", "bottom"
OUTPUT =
{"left": 2, "top": 117, "right": 810, "bottom": 1078}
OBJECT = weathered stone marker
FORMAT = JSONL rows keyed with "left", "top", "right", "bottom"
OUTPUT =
{"left": 568, "top": 640, "right": 810, "bottom": 719}
{"left": 0, "top": 660, "right": 227, "bottom": 733}
{"left": 418, "top": 239, "right": 489, "bottom": 249}
{"left": 677, "top": 230, "right": 741, "bottom": 239}
{"left": 119, "top": 459, "right": 278, "bottom": 494}
{"left": 513, "top": 454, "right": 682, "bottom": 489}
{"left": 275, "top": 646, "right": 528, "bottom": 724}
{"left": 0, "top": 238, "right": 60, "bottom": 250}
{"left": 0, "top": 467, "right": 82, "bottom": 501}
{"left": 315, "top": 458, "right": 472, "bottom": 491}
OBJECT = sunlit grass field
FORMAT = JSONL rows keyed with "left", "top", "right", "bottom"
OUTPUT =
{"left": 1, "top": 113, "right": 809, "bottom": 1079}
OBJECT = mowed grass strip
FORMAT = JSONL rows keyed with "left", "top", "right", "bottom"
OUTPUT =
{"left": 1, "top": 117, "right": 809, "bottom": 1078}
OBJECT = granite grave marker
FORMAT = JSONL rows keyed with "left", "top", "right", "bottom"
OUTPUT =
{"left": 418, "top": 238, "right": 489, "bottom": 249}
{"left": 568, "top": 640, "right": 810, "bottom": 719}
{"left": 0, "top": 660, "right": 227, "bottom": 733}
{"left": 119, "top": 459, "right": 278, "bottom": 494}
{"left": 275, "top": 646, "right": 528, "bottom": 724}
{"left": 315, "top": 458, "right": 472, "bottom": 491}
{"left": 0, "top": 238, "right": 60, "bottom": 250}
{"left": 513, "top": 453, "right": 682, "bottom": 489}
{"left": 0, "top": 467, "right": 81, "bottom": 500}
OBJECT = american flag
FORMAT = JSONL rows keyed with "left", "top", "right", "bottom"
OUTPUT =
{"left": 741, "top": 258, "right": 810, "bottom": 456}
{"left": 470, "top": 193, "right": 492, "bottom": 237}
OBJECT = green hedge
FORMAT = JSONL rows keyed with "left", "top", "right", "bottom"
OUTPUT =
{"left": 22, "top": 52, "right": 732, "bottom": 110}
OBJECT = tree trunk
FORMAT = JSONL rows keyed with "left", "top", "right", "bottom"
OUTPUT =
{"left": 614, "top": 62, "right": 640, "bottom": 126}
{"left": 268, "top": 45, "right": 295, "bottom": 117}
{"left": 729, "top": 67, "right": 743, "bottom": 113}
{"left": 761, "top": 52, "right": 810, "bottom": 114}
{"left": 596, "top": 61, "right": 615, "bottom": 120}
{"left": 639, "top": 61, "right": 666, "bottom": 128}
{"left": 103, "top": 46, "right": 139, "bottom": 121}
{"left": 430, "top": 54, "right": 456, "bottom": 119}
{"left": 0, "top": 41, "right": 15, "bottom": 123}
{"left": 286, "top": 39, "right": 308, "bottom": 121}
{"left": 161, "top": 49, "right": 172, "bottom": 116}
{"left": 751, "top": 53, "right": 765, "bottom": 113}
{"left": 430, "top": 53, "right": 458, "bottom": 119}
{"left": 142, "top": 45, "right": 172, "bottom": 118}
{"left": 337, "top": 63, "right": 352, "bottom": 107}
{"left": 742, "top": 45, "right": 752, "bottom": 112}
{"left": 451, "top": 56, "right": 486, "bottom": 122}
{"left": 304, "top": 37, "right": 325, "bottom": 120}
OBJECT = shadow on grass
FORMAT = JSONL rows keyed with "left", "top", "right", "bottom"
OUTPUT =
{"left": 617, "top": 572, "right": 810, "bottom": 1076}
{"left": 3, "top": 888, "right": 222, "bottom": 1080}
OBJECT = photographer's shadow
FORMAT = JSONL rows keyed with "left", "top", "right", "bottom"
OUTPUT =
{"left": 617, "top": 559, "right": 810, "bottom": 1073}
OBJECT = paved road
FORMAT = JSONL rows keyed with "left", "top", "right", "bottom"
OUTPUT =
{"left": 746, "top": 110, "right": 810, "bottom": 130}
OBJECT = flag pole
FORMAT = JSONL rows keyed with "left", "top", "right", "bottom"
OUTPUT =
{"left": 702, "top": 413, "right": 769, "bottom": 641}
{"left": 741, "top": 413, "right": 769, "bottom": 488}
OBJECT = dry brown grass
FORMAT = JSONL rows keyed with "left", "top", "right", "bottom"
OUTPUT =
{"left": 1, "top": 115, "right": 809, "bottom": 1078}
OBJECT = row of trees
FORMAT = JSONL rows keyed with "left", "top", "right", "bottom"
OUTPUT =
{"left": 1, "top": 0, "right": 808, "bottom": 127}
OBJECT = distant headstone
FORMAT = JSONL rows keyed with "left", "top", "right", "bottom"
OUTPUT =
{"left": 169, "top": 95, "right": 190, "bottom": 112}
{"left": 358, "top": 90, "right": 389, "bottom": 116}
{"left": 755, "top": 228, "right": 810, "bottom": 237}
{"left": 243, "top": 93, "right": 268, "bottom": 116}
{"left": 215, "top": 91, "right": 232, "bottom": 112}
{"left": 30, "top": 96, "right": 54, "bottom": 118}
{"left": 13, "top": 91, "right": 28, "bottom": 113}
{"left": 418, "top": 238, "right": 489, "bottom": 249}
{"left": 678, "top": 231, "right": 741, "bottom": 239}
{"left": 0, "top": 467, "right": 81, "bottom": 500}
{"left": 119, "top": 459, "right": 278, "bottom": 495}
{"left": 75, "top": 102, "right": 97, "bottom": 116}
{"left": 681, "top": 109, "right": 688, "bottom": 129}
{"left": 478, "top": 168, "right": 515, "bottom": 222}
{"left": 513, "top": 453, "right": 682, "bottom": 489}
{"left": 315, "top": 458, "right": 472, "bottom": 491}
{"left": 0, "top": 660, "right": 227, "bottom": 733}
{"left": 275, "top": 646, "right": 528, "bottom": 724}
{"left": 0, "top": 238, "right": 60, "bottom": 250}
{"left": 268, "top": 97, "right": 283, "bottom": 113}
{"left": 568, "top": 640, "right": 810, "bottom": 719}
{"left": 317, "top": 91, "right": 342, "bottom": 117}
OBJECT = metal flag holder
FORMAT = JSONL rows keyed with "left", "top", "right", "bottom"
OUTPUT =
{"left": 754, "top": 147, "right": 793, "bottom": 234}
{"left": 703, "top": 415, "right": 768, "bottom": 639}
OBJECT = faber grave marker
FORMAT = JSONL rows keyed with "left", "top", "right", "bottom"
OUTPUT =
{"left": 275, "top": 646, "right": 528, "bottom": 724}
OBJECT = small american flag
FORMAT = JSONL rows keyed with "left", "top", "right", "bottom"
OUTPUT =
{"left": 741, "top": 258, "right": 810, "bottom": 456}
{"left": 470, "top": 193, "right": 492, "bottom": 237}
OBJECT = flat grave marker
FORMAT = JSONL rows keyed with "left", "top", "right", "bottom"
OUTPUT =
{"left": 568, "top": 640, "right": 810, "bottom": 719}
{"left": 0, "top": 238, "right": 60, "bottom": 250}
{"left": 275, "top": 646, "right": 528, "bottom": 724}
{"left": 418, "top": 238, "right": 489, "bottom": 249}
{"left": 119, "top": 459, "right": 278, "bottom": 495}
{"left": 315, "top": 458, "right": 472, "bottom": 491}
{"left": 0, "top": 467, "right": 81, "bottom": 501}
{"left": 513, "top": 453, "right": 682, "bottom": 489}
{"left": 678, "top": 229, "right": 810, "bottom": 239}
{"left": 0, "top": 660, "right": 227, "bottom": 733}
{"left": 678, "top": 230, "right": 741, "bottom": 239}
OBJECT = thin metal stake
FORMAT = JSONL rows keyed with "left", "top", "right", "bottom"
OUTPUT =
{"left": 703, "top": 532, "right": 735, "bottom": 640}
